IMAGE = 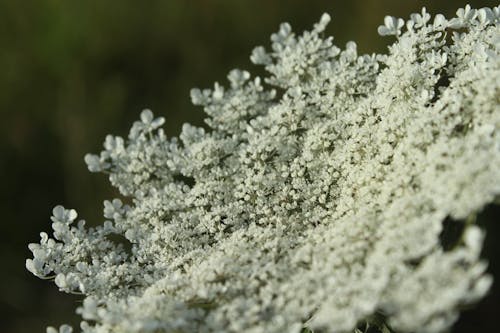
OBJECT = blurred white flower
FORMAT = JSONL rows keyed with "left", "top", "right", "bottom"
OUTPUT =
{"left": 377, "top": 15, "right": 405, "bottom": 36}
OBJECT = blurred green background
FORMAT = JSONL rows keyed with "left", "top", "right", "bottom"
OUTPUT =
{"left": 0, "top": 1, "right": 498, "bottom": 332}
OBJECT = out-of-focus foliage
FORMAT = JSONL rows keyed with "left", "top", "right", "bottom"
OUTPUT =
{"left": 0, "top": 1, "right": 498, "bottom": 333}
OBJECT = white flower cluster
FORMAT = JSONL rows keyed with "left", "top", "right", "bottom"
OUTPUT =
{"left": 28, "top": 5, "right": 500, "bottom": 333}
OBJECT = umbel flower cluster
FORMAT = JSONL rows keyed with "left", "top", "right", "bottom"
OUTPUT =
{"left": 28, "top": 5, "right": 499, "bottom": 333}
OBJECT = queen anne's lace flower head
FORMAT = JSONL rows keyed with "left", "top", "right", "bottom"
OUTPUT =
{"left": 28, "top": 4, "right": 500, "bottom": 333}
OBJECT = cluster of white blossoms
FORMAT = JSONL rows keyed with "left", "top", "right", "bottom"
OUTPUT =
{"left": 27, "top": 5, "right": 500, "bottom": 333}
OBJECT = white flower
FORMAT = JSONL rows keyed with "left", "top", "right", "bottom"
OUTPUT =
{"left": 46, "top": 324, "right": 73, "bottom": 333}
{"left": 477, "top": 7, "right": 496, "bottom": 25}
{"left": 449, "top": 4, "right": 477, "bottom": 28}
{"left": 227, "top": 69, "right": 251, "bottom": 88}
{"left": 129, "top": 109, "right": 165, "bottom": 139}
{"left": 84, "top": 153, "right": 109, "bottom": 172}
{"left": 103, "top": 198, "right": 126, "bottom": 220}
{"left": 410, "top": 7, "right": 431, "bottom": 28}
{"left": 250, "top": 46, "right": 272, "bottom": 65}
{"left": 457, "top": 4, "right": 478, "bottom": 21}
{"left": 50, "top": 205, "right": 77, "bottom": 224}
{"left": 433, "top": 14, "right": 448, "bottom": 30}
{"left": 377, "top": 15, "right": 405, "bottom": 36}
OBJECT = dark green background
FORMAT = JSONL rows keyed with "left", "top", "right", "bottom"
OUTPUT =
{"left": 1, "top": 1, "right": 498, "bottom": 332}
